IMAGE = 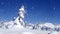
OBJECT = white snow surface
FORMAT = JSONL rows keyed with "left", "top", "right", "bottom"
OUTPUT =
{"left": 43, "top": 23, "right": 55, "bottom": 28}
{"left": 0, "top": 21, "right": 60, "bottom": 34}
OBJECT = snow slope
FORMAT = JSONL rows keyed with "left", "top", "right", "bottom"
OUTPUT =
{"left": 0, "top": 21, "right": 60, "bottom": 34}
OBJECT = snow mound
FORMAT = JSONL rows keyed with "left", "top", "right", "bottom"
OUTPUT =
{"left": 21, "top": 32, "right": 34, "bottom": 34}
{"left": 43, "top": 23, "right": 54, "bottom": 28}
{"left": 51, "top": 31, "right": 58, "bottom": 34}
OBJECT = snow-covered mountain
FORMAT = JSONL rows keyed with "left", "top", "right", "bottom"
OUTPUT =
{"left": 0, "top": 5, "right": 60, "bottom": 34}
{"left": 0, "top": 21, "right": 60, "bottom": 34}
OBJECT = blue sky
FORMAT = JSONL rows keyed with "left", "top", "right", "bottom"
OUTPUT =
{"left": 0, "top": 0, "right": 60, "bottom": 24}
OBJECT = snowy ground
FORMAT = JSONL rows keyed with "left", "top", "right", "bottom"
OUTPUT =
{"left": 0, "top": 22, "right": 60, "bottom": 34}
{"left": 0, "top": 21, "right": 60, "bottom": 34}
{"left": 0, "top": 26, "right": 60, "bottom": 34}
